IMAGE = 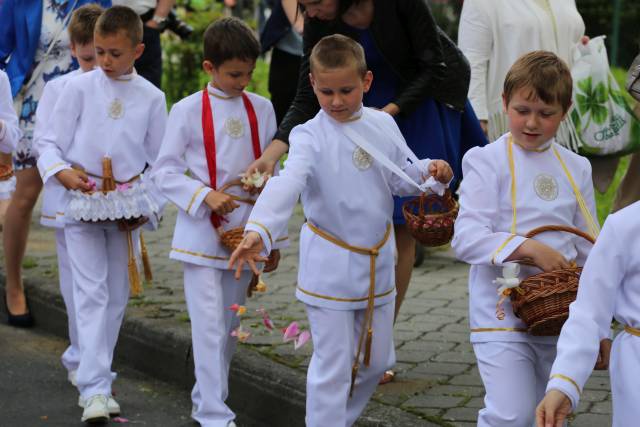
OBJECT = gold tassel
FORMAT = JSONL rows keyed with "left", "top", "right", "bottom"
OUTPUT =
{"left": 349, "top": 364, "right": 359, "bottom": 397}
{"left": 364, "top": 329, "right": 373, "bottom": 367}
{"left": 140, "top": 232, "right": 153, "bottom": 284}
{"left": 127, "top": 230, "right": 142, "bottom": 296}
{"left": 101, "top": 156, "right": 116, "bottom": 193}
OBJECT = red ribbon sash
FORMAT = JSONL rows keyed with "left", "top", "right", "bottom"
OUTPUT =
{"left": 201, "top": 87, "right": 261, "bottom": 228}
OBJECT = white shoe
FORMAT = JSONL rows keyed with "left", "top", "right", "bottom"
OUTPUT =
{"left": 80, "top": 394, "right": 109, "bottom": 423}
{"left": 68, "top": 370, "right": 78, "bottom": 387}
{"left": 79, "top": 394, "right": 120, "bottom": 415}
{"left": 228, "top": 422, "right": 237, "bottom": 427}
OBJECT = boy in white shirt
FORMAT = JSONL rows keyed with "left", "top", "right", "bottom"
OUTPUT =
{"left": 152, "top": 17, "right": 287, "bottom": 427}
{"left": 37, "top": 6, "right": 167, "bottom": 423}
{"left": 229, "top": 34, "right": 453, "bottom": 427}
{"left": 33, "top": 3, "right": 105, "bottom": 392}
{"left": 0, "top": 69, "right": 20, "bottom": 206}
{"left": 452, "top": 51, "right": 609, "bottom": 427}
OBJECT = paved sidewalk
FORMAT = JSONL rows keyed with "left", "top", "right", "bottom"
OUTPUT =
{"left": 5, "top": 202, "right": 613, "bottom": 426}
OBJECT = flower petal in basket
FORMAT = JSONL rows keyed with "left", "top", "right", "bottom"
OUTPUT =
{"left": 402, "top": 189, "right": 459, "bottom": 247}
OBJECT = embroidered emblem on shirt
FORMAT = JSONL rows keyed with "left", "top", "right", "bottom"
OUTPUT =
{"left": 108, "top": 99, "right": 124, "bottom": 119}
{"left": 534, "top": 174, "right": 558, "bottom": 201}
{"left": 352, "top": 147, "right": 373, "bottom": 170}
{"left": 225, "top": 118, "right": 244, "bottom": 138}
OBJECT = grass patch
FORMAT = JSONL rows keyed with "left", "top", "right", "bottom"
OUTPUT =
{"left": 595, "top": 154, "right": 630, "bottom": 224}
{"left": 22, "top": 257, "right": 38, "bottom": 269}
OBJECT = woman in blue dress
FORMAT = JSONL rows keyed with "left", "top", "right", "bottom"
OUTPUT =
{"left": 247, "top": 0, "right": 487, "bottom": 381}
{"left": 0, "top": 0, "right": 110, "bottom": 327}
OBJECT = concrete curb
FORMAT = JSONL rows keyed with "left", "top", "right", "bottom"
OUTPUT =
{"left": 1, "top": 274, "right": 438, "bottom": 426}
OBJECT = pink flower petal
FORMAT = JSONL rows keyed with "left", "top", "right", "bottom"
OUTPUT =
{"left": 229, "top": 303, "right": 240, "bottom": 312}
{"left": 230, "top": 326, "right": 251, "bottom": 342}
{"left": 256, "top": 307, "right": 274, "bottom": 331}
{"left": 282, "top": 321, "right": 300, "bottom": 342}
{"left": 112, "top": 417, "right": 129, "bottom": 423}
{"left": 294, "top": 330, "right": 311, "bottom": 350}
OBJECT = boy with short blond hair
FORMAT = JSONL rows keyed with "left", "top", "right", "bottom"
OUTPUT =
{"left": 34, "top": 3, "right": 104, "bottom": 396}
{"left": 229, "top": 34, "right": 453, "bottom": 426}
{"left": 37, "top": 5, "right": 166, "bottom": 423}
{"left": 152, "top": 17, "right": 287, "bottom": 427}
{"left": 452, "top": 51, "right": 609, "bottom": 427}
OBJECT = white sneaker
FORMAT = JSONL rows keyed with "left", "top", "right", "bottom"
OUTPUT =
{"left": 81, "top": 394, "right": 109, "bottom": 423}
{"left": 79, "top": 394, "right": 120, "bottom": 416}
{"left": 68, "top": 370, "right": 78, "bottom": 387}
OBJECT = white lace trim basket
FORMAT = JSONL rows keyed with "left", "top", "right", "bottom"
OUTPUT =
{"left": 67, "top": 180, "right": 159, "bottom": 222}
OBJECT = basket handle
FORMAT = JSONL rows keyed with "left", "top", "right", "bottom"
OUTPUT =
{"left": 418, "top": 188, "right": 454, "bottom": 216}
{"left": 218, "top": 178, "right": 256, "bottom": 205}
{"left": 524, "top": 225, "right": 595, "bottom": 244}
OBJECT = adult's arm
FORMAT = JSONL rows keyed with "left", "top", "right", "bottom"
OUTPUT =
{"left": 145, "top": 0, "right": 175, "bottom": 29}
{"left": 458, "top": 0, "right": 493, "bottom": 121}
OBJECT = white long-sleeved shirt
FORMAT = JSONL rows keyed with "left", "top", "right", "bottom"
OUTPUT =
{"left": 458, "top": 0, "right": 584, "bottom": 140}
{"left": 0, "top": 69, "right": 21, "bottom": 154}
{"left": 246, "top": 107, "right": 432, "bottom": 310}
{"left": 36, "top": 68, "right": 166, "bottom": 222}
{"left": 546, "top": 202, "right": 640, "bottom": 417}
{"left": 452, "top": 133, "right": 596, "bottom": 344}
{"left": 152, "top": 84, "right": 288, "bottom": 269}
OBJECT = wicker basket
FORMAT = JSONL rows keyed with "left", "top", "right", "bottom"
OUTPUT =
{"left": 510, "top": 225, "right": 595, "bottom": 336}
{"left": 216, "top": 179, "right": 256, "bottom": 252}
{"left": 402, "top": 189, "right": 459, "bottom": 247}
{"left": 0, "top": 164, "right": 13, "bottom": 181}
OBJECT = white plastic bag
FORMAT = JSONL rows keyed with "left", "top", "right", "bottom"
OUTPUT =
{"left": 569, "top": 36, "right": 640, "bottom": 156}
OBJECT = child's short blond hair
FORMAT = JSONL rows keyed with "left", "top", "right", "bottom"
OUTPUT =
{"left": 310, "top": 34, "right": 367, "bottom": 77}
{"left": 503, "top": 51, "right": 573, "bottom": 113}
{"left": 96, "top": 5, "right": 143, "bottom": 46}
{"left": 68, "top": 4, "right": 104, "bottom": 45}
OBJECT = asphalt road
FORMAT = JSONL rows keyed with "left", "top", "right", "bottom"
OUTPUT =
{"left": 0, "top": 323, "right": 262, "bottom": 427}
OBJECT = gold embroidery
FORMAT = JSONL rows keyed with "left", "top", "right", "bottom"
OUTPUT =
{"left": 45, "top": 162, "right": 68, "bottom": 175}
{"left": 470, "top": 327, "right": 527, "bottom": 333}
{"left": 187, "top": 186, "right": 207, "bottom": 214}
{"left": 297, "top": 285, "right": 394, "bottom": 302}
{"left": 247, "top": 221, "right": 273, "bottom": 246}
{"left": 171, "top": 247, "right": 228, "bottom": 261}
{"left": 491, "top": 235, "right": 517, "bottom": 265}
{"left": 550, "top": 373, "right": 581, "bottom": 396}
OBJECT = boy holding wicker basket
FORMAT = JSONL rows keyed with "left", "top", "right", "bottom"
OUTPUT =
{"left": 452, "top": 51, "right": 611, "bottom": 427}
{"left": 151, "top": 17, "right": 288, "bottom": 427}
{"left": 228, "top": 34, "right": 453, "bottom": 426}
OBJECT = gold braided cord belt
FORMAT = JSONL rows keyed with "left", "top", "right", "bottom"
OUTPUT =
{"left": 306, "top": 221, "right": 392, "bottom": 397}
{"left": 624, "top": 325, "right": 640, "bottom": 337}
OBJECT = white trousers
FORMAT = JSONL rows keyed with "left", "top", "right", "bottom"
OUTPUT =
{"left": 183, "top": 264, "right": 252, "bottom": 427}
{"left": 55, "top": 229, "right": 79, "bottom": 373}
{"left": 610, "top": 332, "right": 640, "bottom": 427}
{"left": 304, "top": 302, "right": 395, "bottom": 427}
{"left": 65, "top": 223, "right": 132, "bottom": 398}
{"left": 474, "top": 341, "right": 556, "bottom": 427}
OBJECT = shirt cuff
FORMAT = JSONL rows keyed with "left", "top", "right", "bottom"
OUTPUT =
{"left": 43, "top": 163, "right": 72, "bottom": 184}
{"left": 0, "top": 119, "right": 6, "bottom": 146}
{"left": 491, "top": 235, "right": 527, "bottom": 266}
{"left": 245, "top": 221, "right": 273, "bottom": 255}
{"left": 187, "top": 186, "right": 212, "bottom": 218}
{"left": 547, "top": 374, "right": 581, "bottom": 411}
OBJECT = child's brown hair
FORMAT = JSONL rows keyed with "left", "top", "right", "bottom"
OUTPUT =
{"left": 68, "top": 4, "right": 104, "bottom": 45}
{"left": 310, "top": 34, "right": 367, "bottom": 77}
{"left": 203, "top": 17, "right": 260, "bottom": 65}
{"left": 503, "top": 51, "right": 573, "bottom": 113}
{"left": 95, "top": 5, "right": 143, "bottom": 46}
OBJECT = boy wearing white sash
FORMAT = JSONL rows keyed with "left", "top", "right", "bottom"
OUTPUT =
{"left": 536, "top": 201, "right": 640, "bottom": 426}
{"left": 452, "top": 51, "right": 610, "bottom": 427}
{"left": 36, "top": 6, "right": 166, "bottom": 423}
{"left": 229, "top": 34, "right": 453, "bottom": 427}
{"left": 152, "top": 18, "right": 287, "bottom": 427}
{"left": 33, "top": 4, "right": 105, "bottom": 391}
{"left": 0, "top": 69, "right": 20, "bottom": 200}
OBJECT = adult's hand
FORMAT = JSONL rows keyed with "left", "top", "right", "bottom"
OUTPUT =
{"left": 382, "top": 102, "right": 400, "bottom": 116}
{"left": 479, "top": 120, "right": 488, "bottom": 136}
{"left": 243, "top": 139, "right": 289, "bottom": 194}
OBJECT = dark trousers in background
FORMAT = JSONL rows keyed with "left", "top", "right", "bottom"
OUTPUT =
{"left": 268, "top": 47, "right": 302, "bottom": 126}
{"left": 136, "top": 25, "right": 163, "bottom": 89}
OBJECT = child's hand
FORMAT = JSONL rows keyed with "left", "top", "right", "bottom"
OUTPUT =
{"left": 428, "top": 160, "right": 453, "bottom": 184}
{"left": 594, "top": 338, "right": 612, "bottom": 370}
{"left": 204, "top": 190, "right": 239, "bottom": 215}
{"left": 508, "top": 239, "right": 571, "bottom": 272}
{"left": 229, "top": 231, "right": 268, "bottom": 279}
{"left": 55, "top": 168, "right": 92, "bottom": 192}
{"left": 536, "top": 390, "right": 572, "bottom": 427}
{"left": 264, "top": 249, "right": 280, "bottom": 273}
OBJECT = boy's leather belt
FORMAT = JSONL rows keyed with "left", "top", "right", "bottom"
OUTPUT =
{"left": 306, "top": 221, "right": 392, "bottom": 396}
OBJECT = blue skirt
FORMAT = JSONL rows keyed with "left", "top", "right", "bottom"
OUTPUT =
{"left": 392, "top": 98, "right": 487, "bottom": 224}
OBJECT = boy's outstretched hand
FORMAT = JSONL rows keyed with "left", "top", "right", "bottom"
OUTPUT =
{"left": 228, "top": 231, "right": 268, "bottom": 279}
{"left": 536, "top": 390, "right": 572, "bottom": 427}
{"left": 428, "top": 160, "right": 454, "bottom": 184}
